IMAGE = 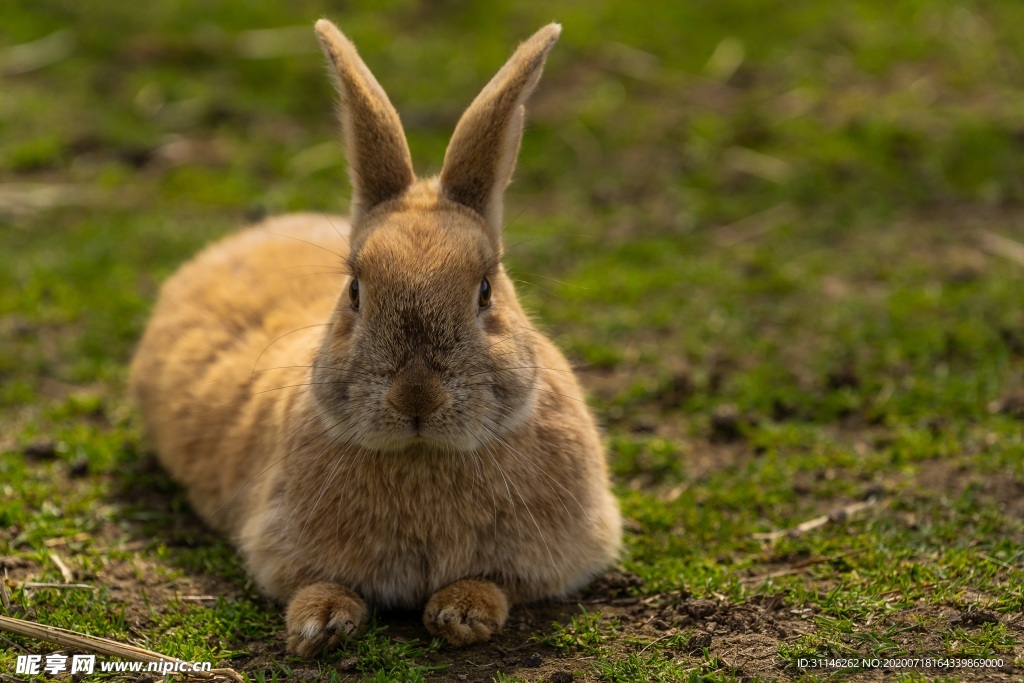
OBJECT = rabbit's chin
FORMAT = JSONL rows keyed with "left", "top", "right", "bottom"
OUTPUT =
{"left": 361, "top": 433, "right": 483, "bottom": 455}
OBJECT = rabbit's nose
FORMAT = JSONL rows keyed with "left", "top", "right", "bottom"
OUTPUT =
{"left": 386, "top": 359, "right": 448, "bottom": 418}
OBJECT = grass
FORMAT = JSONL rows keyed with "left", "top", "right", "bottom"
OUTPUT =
{"left": 2, "top": 0, "right": 1024, "bottom": 680}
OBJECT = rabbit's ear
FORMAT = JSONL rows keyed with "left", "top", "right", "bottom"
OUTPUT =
{"left": 439, "top": 24, "right": 561, "bottom": 238}
{"left": 315, "top": 19, "right": 415, "bottom": 224}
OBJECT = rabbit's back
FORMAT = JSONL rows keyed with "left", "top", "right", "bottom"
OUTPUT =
{"left": 129, "top": 213, "right": 351, "bottom": 532}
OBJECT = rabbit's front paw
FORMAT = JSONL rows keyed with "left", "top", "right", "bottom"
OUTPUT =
{"left": 286, "top": 582, "right": 368, "bottom": 657}
{"left": 423, "top": 579, "right": 509, "bottom": 647}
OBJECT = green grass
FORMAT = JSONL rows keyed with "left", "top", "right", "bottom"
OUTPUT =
{"left": 3, "top": 0, "right": 1024, "bottom": 680}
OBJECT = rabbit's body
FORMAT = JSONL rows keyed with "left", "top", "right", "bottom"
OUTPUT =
{"left": 131, "top": 21, "right": 621, "bottom": 655}
{"left": 131, "top": 214, "right": 350, "bottom": 534}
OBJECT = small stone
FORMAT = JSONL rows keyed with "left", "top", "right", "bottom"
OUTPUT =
{"left": 860, "top": 483, "right": 885, "bottom": 501}
{"left": 958, "top": 609, "right": 999, "bottom": 626}
{"left": 682, "top": 598, "right": 718, "bottom": 619}
{"left": 686, "top": 630, "right": 713, "bottom": 654}
{"left": 69, "top": 458, "right": 90, "bottom": 478}
{"left": 709, "top": 404, "right": 743, "bottom": 442}
{"left": 334, "top": 657, "right": 359, "bottom": 672}
{"left": 22, "top": 440, "right": 57, "bottom": 460}
{"left": 991, "top": 392, "right": 1024, "bottom": 419}
{"left": 826, "top": 365, "right": 860, "bottom": 390}
{"left": 549, "top": 671, "right": 573, "bottom": 683}
{"left": 523, "top": 652, "right": 542, "bottom": 667}
{"left": 771, "top": 398, "right": 796, "bottom": 421}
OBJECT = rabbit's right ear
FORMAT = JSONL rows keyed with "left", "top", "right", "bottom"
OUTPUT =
{"left": 315, "top": 19, "right": 415, "bottom": 226}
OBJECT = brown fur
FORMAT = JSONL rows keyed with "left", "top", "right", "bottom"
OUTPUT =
{"left": 423, "top": 579, "right": 509, "bottom": 646}
{"left": 129, "top": 20, "right": 621, "bottom": 655}
{"left": 286, "top": 582, "right": 369, "bottom": 657}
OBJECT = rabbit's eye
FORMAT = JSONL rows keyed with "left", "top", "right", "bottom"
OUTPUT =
{"left": 479, "top": 277, "right": 491, "bottom": 308}
{"left": 349, "top": 278, "right": 359, "bottom": 310}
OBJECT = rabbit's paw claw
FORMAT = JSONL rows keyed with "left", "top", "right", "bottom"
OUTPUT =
{"left": 286, "top": 583, "right": 368, "bottom": 657}
{"left": 423, "top": 579, "right": 509, "bottom": 647}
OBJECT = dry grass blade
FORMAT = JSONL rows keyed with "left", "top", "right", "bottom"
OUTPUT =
{"left": 0, "top": 570, "right": 10, "bottom": 611}
{"left": 48, "top": 552, "right": 74, "bottom": 583}
{"left": 877, "top": 582, "right": 936, "bottom": 598}
{"left": 0, "top": 615, "right": 246, "bottom": 681}
{"left": 43, "top": 533, "right": 91, "bottom": 548}
{"left": 979, "top": 229, "right": 1024, "bottom": 267}
{"left": 0, "top": 183, "right": 107, "bottom": 218}
{"left": 978, "top": 552, "right": 1017, "bottom": 572}
{"left": 0, "top": 29, "right": 75, "bottom": 75}
{"left": 714, "top": 203, "right": 795, "bottom": 247}
{"left": 752, "top": 497, "right": 881, "bottom": 541}
{"left": 741, "top": 548, "right": 868, "bottom": 584}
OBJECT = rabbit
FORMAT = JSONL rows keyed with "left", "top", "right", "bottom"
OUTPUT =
{"left": 129, "top": 18, "right": 622, "bottom": 657}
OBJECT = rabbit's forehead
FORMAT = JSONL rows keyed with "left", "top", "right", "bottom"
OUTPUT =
{"left": 354, "top": 215, "right": 495, "bottom": 282}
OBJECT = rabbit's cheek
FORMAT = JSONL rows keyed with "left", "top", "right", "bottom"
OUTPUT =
{"left": 480, "top": 308, "right": 507, "bottom": 337}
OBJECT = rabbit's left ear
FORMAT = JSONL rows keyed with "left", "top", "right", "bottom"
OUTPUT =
{"left": 439, "top": 24, "right": 561, "bottom": 239}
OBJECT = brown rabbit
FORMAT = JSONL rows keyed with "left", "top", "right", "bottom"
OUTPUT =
{"left": 129, "top": 19, "right": 621, "bottom": 657}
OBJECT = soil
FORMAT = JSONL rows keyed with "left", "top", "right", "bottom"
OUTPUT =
{"left": 4, "top": 442, "right": 1023, "bottom": 682}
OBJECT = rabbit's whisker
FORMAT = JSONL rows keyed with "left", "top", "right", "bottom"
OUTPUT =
{"left": 466, "top": 380, "right": 591, "bottom": 407}
{"left": 288, "top": 415, "right": 364, "bottom": 534}
{"left": 244, "top": 381, "right": 354, "bottom": 398}
{"left": 286, "top": 271, "right": 350, "bottom": 281}
{"left": 250, "top": 323, "right": 334, "bottom": 388}
{"left": 298, "top": 428, "right": 353, "bottom": 546}
{"left": 259, "top": 229, "right": 347, "bottom": 260}
{"left": 479, "top": 422, "right": 556, "bottom": 572}
{"left": 478, "top": 412, "right": 591, "bottom": 523}
{"left": 511, "top": 279, "right": 562, "bottom": 299}
{"left": 263, "top": 264, "right": 350, "bottom": 276}
{"left": 213, "top": 403, "right": 341, "bottom": 517}
{"left": 462, "top": 330, "right": 538, "bottom": 373}
{"left": 475, "top": 437, "right": 506, "bottom": 559}
{"left": 509, "top": 271, "right": 588, "bottom": 290}
{"left": 475, "top": 434, "right": 525, "bottom": 550}
{"left": 463, "top": 364, "right": 573, "bottom": 380}
{"left": 209, "top": 386, "right": 311, "bottom": 414}
{"left": 201, "top": 364, "right": 349, "bottom": 389}
{"left": 321, "top": 213, "right": 352, "bottom": 248}
{"left": 314, "top": 349, "right": 385, "bottom": 380}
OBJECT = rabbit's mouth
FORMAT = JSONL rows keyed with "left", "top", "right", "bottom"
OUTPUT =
{"left": 340, "top": 402, "right": 503, "bottom": 455}
{"left": 359, "top": 380, "right": 539, "bottom": 457}
{"left": 356, "top": 429, "right": 483, "bottom": 455}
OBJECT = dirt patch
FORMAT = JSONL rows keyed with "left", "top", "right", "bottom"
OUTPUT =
{"left": 6, "top": 551, "right": 1022, "bottom": 682}
{"left": 228, "top": 575, "right": 816, "bottom": 682}
{"left": 5, "top": 438, "right": 1023, "bottom": 681}
{"left": 907, "top": 454, "right": 1024, "bottom": 524}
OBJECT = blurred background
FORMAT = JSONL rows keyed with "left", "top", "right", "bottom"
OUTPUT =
{"left": 2, "top": 0, "right": 1024, "bottom": 676}
{"left": 2, "top": 1, "right": 1023, "bottom": 414}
